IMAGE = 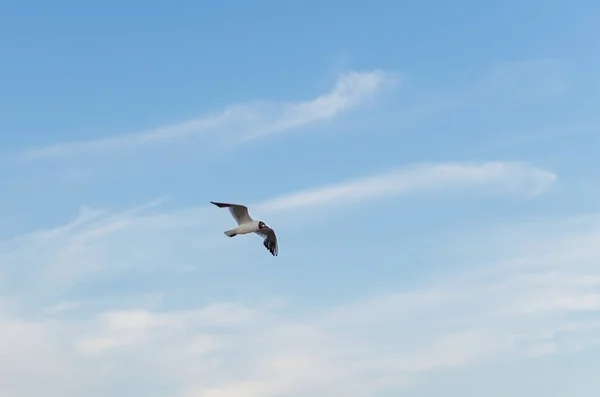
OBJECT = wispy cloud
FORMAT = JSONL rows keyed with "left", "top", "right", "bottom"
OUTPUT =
{"left": 21, "top": 70, "right": 399, "bottom": 161}
{"left": 256, "top": 161, "right": 557, "bottom": 212}
{"left": 0, "top": 161, "right": 556, "bottom": 292}
{"left": 44, "top": 301, "right": 81, "bottom": 315}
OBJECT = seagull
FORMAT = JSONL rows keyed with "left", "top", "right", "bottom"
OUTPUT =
{"left": 210, "top": 201, "right": 278, "bottom": 256}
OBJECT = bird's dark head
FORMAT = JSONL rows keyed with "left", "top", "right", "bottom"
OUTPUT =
{"left": 258, "top": 221, "right": 267, "bottom": 229}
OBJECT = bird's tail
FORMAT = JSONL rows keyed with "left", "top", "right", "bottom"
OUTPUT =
{"left": 224, "top": 228, "right": 237, "bottom": 237}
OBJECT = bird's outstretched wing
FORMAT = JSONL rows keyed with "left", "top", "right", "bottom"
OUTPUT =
{"left": 255, "top": 227, "right": 278, "bottom": 256}
{"left": 210, "top": 201, "right": 254, "bottom": 225}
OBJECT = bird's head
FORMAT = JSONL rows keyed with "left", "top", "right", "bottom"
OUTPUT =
{"left": 258, "top": 221, "right": 267, "bottom": 229}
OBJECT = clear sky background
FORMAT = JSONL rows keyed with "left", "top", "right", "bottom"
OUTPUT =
{"left": 1, "top": 0, "right": 599, "bottom": 396}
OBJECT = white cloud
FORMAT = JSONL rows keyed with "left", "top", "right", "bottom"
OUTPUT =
{"left": 256, "top": 161, "right": 557, "bottom": 213}
{"left": 21, "top": 70, "right": 398, "bottom": 160}
{"left": 1, "top": 221, "right": 599, "bottom": 397}
{"left": 76, "top": 303, "right": 262, "bottom": 356}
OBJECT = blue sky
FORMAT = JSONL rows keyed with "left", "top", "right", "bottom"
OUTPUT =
{"left": 1, "top": 0, "right": 600, "bottom": 396}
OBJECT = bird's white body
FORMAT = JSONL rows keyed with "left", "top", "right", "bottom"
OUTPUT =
{"left": 210, "top": 201, "right": 278, "bottom": 256}
{"left": 225, "top": 220, "right": 261, "bottom": 237}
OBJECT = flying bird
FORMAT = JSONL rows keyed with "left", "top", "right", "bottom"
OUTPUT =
{"left": 210, "top": 201, "right": 278, "bottom": 256}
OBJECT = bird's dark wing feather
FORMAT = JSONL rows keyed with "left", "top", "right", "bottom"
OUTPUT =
{"left": 255, "top": 228, "right": 278, "bottom": 256}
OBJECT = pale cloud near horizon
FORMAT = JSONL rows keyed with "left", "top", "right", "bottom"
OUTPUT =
{"left": 0, "top": 212, "right": 599, "bottom": 397}
{"left": 20, "top": 70, "right": 399, "bottom": 161}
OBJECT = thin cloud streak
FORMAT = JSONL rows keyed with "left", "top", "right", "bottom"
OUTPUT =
{"left": 44, "top": 301, "right": 81, "bottom": 315}
{"left": 0, "top": 161, "right": 555, "bottom": 295}
{"left": 21, "top": 70, "right": 399, "bottom": 161}
{"left": 256, "top": 161, "right": 557, "bottom": 213}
